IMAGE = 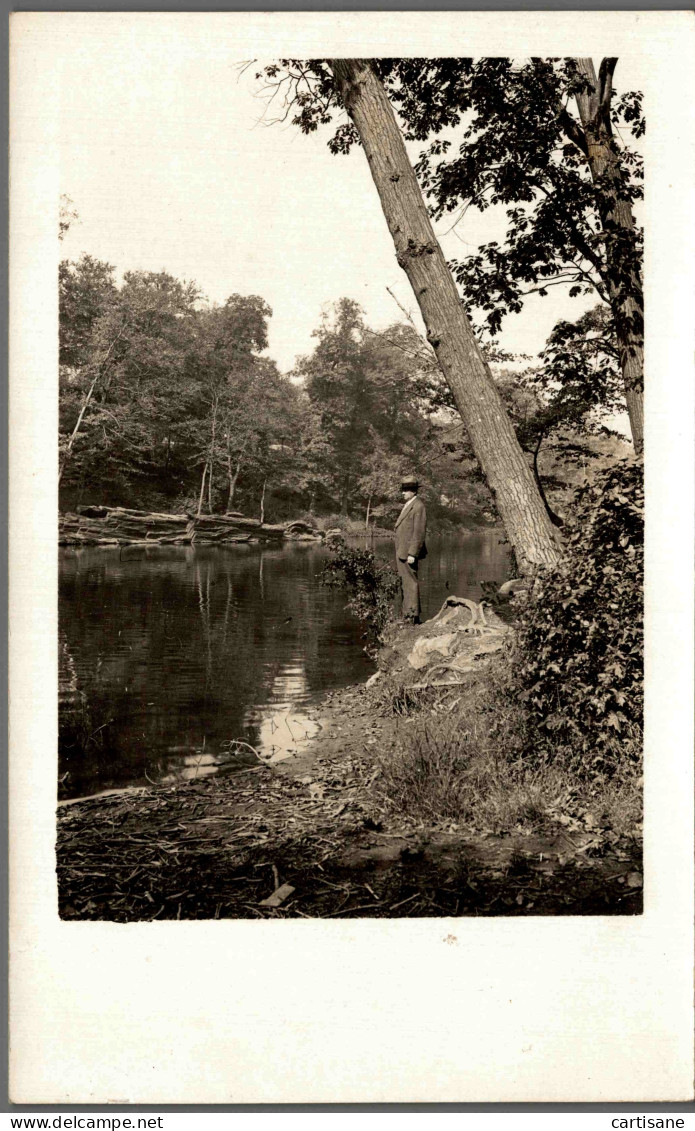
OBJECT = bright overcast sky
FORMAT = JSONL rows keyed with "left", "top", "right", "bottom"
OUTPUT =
{"left": 56, "top": 17, "right": 641, "bottom": 383}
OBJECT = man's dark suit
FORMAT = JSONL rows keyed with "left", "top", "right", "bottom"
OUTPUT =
{"left": 394, "top": 495, "right": 427, "bottom": 620}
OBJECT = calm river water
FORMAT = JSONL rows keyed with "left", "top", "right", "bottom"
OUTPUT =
{"left": 58, "top": 532, "right": 511, "bottom": 799}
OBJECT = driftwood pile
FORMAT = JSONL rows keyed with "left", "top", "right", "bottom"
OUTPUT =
{"left": 59, "top": 506, "right": 320, "bottom": 547}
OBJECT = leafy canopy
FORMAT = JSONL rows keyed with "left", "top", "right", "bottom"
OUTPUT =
{"left": 257, "top": 57, "right": 644, "bottom": 339}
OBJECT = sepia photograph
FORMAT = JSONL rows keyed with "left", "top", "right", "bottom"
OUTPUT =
{"left": 54, "top": 39, "right": 646, "bottom": 923}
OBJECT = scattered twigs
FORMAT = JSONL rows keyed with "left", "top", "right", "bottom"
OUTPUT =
{"left": 389, "top": 892, "right": 419, "bottom": 911}
{"left": 329, "top": 902, "right": 385, "bottom": 917}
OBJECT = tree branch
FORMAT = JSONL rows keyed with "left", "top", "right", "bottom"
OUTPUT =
{"left": 598, "top": 57, "right": 618, "bottom": 115}
{"left": 558, "top": 108, "right": 589, "bottom": 157}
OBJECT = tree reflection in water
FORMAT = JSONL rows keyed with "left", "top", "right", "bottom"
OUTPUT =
{"left": 58, "top": 533, "right": 510, "bottom": 799}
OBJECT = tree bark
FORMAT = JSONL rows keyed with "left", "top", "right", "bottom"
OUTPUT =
{"left": 329, "top": 59, "right": 561, "bottom": 572}
{"left": 572, "top": 58, "right": 644, "bottom": 454}
{"left": 259, "top": 477, "right": 267, "bottom": 525}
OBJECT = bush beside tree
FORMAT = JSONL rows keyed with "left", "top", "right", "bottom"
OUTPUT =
{"left": 512, "top": 458, "right": 643, "bottom": 771}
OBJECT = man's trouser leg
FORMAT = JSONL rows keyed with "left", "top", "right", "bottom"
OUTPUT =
{"left": 397, "top": 556, "right": 421, "bottom": 621}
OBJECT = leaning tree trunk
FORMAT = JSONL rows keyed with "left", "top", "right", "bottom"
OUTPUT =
{"left": 329, "top": 59, "right": 561, "bottom": 572}
{"left": 58, "top": 325, "right": 126, "bottom": 484}
{"left": 573, "top": 58, "right": 644, "bottom": 454}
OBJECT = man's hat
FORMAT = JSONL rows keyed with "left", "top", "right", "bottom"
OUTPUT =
{"left": 400, "top": 476, "right": 419, "bottom": 491}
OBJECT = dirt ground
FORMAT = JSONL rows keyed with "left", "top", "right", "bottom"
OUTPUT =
{"left": 57, "top": 682, "right": 643, "bottom": 921}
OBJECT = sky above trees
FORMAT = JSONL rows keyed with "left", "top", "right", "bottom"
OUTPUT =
{"left": 54, "top": 18, "right": 644, "bottom": 396}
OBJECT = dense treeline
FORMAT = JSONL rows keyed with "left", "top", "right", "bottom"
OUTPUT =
{"left": 59, "top": 252, "right": 627, "bottom": 528}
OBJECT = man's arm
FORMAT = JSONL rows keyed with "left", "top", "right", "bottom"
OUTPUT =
{"left": 407, "top": 500, "right": 426, "bottom": 559}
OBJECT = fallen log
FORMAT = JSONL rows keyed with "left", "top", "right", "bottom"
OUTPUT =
{"left": 59, "top": 507, "right": 315, "bottom": 546}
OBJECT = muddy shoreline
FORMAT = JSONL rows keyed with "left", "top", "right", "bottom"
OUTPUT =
{"left": 57, "top": 680, "right": 643, "bottom": 921}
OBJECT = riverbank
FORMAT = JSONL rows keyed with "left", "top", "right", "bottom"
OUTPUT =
{"left": 57, "top": 646, "right": 643, "bottom": 920}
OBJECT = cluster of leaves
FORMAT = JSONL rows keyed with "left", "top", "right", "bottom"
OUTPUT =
{"left": 257, "top": 57, "right": 643, "bottom": 341}
{"left": 512, "top": 459, "right": 643, "bottom": 772}
{"left": 320, "top": 540, "right": 401, "bottom": 657}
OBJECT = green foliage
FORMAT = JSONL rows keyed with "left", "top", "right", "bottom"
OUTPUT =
{"left": 512, "top": 459, "right": 643, "bottom": 770}
{"left": 320, "top": 540, "right": 401, "bottom": 657}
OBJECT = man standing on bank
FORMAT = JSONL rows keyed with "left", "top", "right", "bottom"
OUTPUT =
{"left": 394, "top": 476, "right": 427, "bottom": 624}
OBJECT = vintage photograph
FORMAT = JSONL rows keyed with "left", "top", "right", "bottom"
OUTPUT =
{"left": 56, "top": 43, "right": 644, "bottom": 921}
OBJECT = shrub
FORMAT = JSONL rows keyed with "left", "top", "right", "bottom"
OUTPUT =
{"left": 512, "top": 459, "right": 643, "bottom": 771}
{"left": 320, "top": 539, "right": 401, "bottom": 657}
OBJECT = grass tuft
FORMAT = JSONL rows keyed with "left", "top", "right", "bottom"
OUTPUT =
{"left": 374, "top": 665, "right": 642, "bottom": 838}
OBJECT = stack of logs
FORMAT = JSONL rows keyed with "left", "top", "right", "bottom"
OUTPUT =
{"left": 58, "top": 506, "right": 316, "bottom": 547}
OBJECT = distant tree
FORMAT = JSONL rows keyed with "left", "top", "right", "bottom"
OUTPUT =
{"left": 58, "top": 256, "right": 302, "bottom": 514}
{"left": 59, "top": 254, "right": 118, "bottom": 370}
{"left": 59, "top": 194, "right": 79, "bottom": 241}
{"left": 185, "top": 295, "right": 274, "bottom": 514}
{"left": 59, "top": 269, "right": 200, "bottom": 493}
{"left": 295, "top": 299, "right": 440, "bottom": 518}
{"left": 295, "top": 298, "right": 380, "bottom": 516}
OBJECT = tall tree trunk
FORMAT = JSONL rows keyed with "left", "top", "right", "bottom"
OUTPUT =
{"left": 259, "top": 478, "right": 267, "bottom": 525}
{"left": 329, "top": 59, "right": 561, "bottom": 572}
{"left": 365, "top": 492, "right": 372, "bottom": 548}
{"left": 197, "top": 462, "right": 207, "bottom": 518}
{"left": 226, "top": 457, "right": 242, "bottom": 513}
{"left": 207, "top": 396, "right": 218, "bottom": 514}
{"left": 573, "top": 58, "right": 644, "bottom": 454}
{"left": 340, "top": 476, "right": 349, "bottom": 517}
{"left": 59, "top": 370, "right": 101, "bottom": 485}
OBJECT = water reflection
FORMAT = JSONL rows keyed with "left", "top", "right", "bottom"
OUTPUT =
{"left": 58, "top": 532, "right": 510, "bottom": 799}
{"left": 254, "top": 711, "right": 321, "bottom": 764}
